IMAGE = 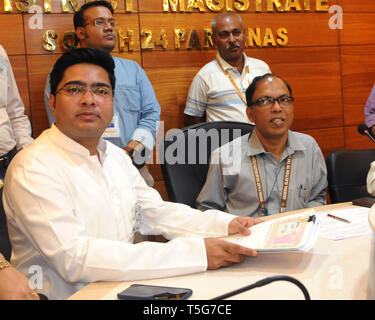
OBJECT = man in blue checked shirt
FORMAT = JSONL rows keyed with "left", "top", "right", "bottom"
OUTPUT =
{"left": 44, "top": 1, "right": 160, "bottom": 186}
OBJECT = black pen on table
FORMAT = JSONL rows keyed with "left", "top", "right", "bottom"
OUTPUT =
{"left": 327, "top": 213, "right": 351, "bottom": 224}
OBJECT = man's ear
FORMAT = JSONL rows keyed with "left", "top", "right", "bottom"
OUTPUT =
{"left": 49, "top": 94, "right": 56, "bottom": 115}
{"left": 246, "top": 106, "right": 254, "bottom": 123}
{"left": 75, "top": 27, "right": 86, "bottom": 41}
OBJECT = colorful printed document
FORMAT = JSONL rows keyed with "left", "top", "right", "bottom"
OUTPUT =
{"left": 222, "top": 209, "right": 320, "bottom": 252}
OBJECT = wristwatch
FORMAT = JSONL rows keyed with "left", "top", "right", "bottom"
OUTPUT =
{"left": 124, "top": 146, "right": 135, "bottom": 156}
{"left": 0, "top": 259, "right": 11, "bottom": 270}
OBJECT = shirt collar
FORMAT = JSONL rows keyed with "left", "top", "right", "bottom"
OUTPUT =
{"left": 247, "top": 130, "right": 305, "bottom": 158}
{"left": 216, "top": 52, "right": 249, "bottom": 72}
{"left": 48, "top": 124, "right": 108, "bottom": 158}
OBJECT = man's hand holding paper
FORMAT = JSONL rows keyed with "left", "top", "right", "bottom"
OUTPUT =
{"left": 204, "top": 216, "right": 263, "bottom": 270}
{"left": 222, "top": 209, "right": 320, "bottom": 253}
{"left": 228, "top": 216, "right": 264, "bottom": 236}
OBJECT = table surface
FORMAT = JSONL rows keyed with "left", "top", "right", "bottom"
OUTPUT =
{"left": 68, "top": 202, "right": 372, "bottom": 300}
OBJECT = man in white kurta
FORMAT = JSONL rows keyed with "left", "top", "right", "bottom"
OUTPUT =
{"left": 3, "top": 48, "right": 260, "bottom": 300}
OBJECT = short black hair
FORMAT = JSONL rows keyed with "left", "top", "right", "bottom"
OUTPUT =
{"left": 50, "top": 48, "right": 115, "bottom": 95}
{"left": 73, "top": 0, "right": 114, "bottom": 29}
{"left": 245, "top": 73, "right": 292, "bottom": 106}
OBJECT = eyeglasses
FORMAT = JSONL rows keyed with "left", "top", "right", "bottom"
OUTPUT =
{"left": 84, "top": 18, "right": 116, "bottom": 29}
{"left": 56, "top": 84, "right": 113, "bottom": 99}
{"left": 251, "top": 96, "right": 294, "bottom": 108}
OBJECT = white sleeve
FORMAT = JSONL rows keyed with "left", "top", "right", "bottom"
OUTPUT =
{"left": 3, "top": 153, "right": 234, "bottom": 284}
{"left": 1, "top": 47, "right": 33, "bottom": 150}
{"left": 184, "top": 73, "right": 208, "bottom": 117}
{"left": 122, "top": 154, "right": 235, "bottom": 239}
{"left": 367, "top": 161, "right": 375, "bottom": 196}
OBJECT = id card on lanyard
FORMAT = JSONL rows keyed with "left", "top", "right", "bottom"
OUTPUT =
{"left": 103, "top": 115, "right": 120, "bottom": 138}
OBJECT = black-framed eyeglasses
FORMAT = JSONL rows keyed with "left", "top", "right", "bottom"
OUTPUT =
{"left": 55, "top": 84, "right": 113, "bottom": 99}
{"left": 83, "top": 18, "right": 116, "bottom": 29}
{"left": 251, "top": 96, "right": 294, "bottom": 108}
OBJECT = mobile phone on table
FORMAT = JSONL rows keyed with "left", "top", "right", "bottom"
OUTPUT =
{"left": 117, "top": 284, "right": 193, "bottom": 300}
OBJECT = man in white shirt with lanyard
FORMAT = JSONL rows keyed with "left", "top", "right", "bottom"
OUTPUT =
{"left": 197, "top": 74, "right": 327, "bottom": 217}
{"left": 0, "top": 45, "right": 33, "bottom": 183}
{"left": 184, "top": 12, "right": 271, "bottom": 126}
{"left": 3, "top": 48, "right": 262, "bottom": 299}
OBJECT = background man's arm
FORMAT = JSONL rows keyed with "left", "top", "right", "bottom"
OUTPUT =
{"left": 1, "top": 46, "right": 33, "bottom": 149}
{"left": 184, "top": 73, "right": 208, "bottom": 126}
{"left": 129, "top": 65, "right": 161, "bottom": 153}
{"left": 364, "top": 84, "right": 375, "bottom": 136}
{"left": 196, "top": 150, "right": 228, "bottom": 211}
{"left": 307, "top": 143, "right": 328, "bottom": 207}
{"left": 184, "top": 114, "right": 204, "bottom": 127}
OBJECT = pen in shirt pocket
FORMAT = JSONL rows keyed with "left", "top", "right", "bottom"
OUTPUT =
{"left": 300, "top": 185, "right": 309, "bottom": 202}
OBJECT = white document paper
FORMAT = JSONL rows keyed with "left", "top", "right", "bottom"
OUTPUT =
{"left": 222, "top": 209, "right": 320, "bottom": 252}
{"left": 319, "top": 206, "right": 372, "bottom": 240}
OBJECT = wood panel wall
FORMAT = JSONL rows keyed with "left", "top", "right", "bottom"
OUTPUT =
{"left": 1, "top": 0, "right": 374, "bottom": 200}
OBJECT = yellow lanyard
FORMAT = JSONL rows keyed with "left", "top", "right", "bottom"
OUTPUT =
{"left": 251, "top": 155, "right": 293, "bottom": 217}
{"left": 216, "top": 58, "right": 249, "bottom": 105}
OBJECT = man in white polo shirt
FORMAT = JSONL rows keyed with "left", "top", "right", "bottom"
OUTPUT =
{"left": 184, "top": 12, "right": 271, "bottom": 125}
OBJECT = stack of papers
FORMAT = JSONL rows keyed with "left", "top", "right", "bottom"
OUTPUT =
{"left": 222, "top": 209, "right": 320, "bottom": 252}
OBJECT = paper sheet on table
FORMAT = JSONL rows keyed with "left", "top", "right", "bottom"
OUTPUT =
{"left": 319, "top": 206, "right": 372, "bottom": 240}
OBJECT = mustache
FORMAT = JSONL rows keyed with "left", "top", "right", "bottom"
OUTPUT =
{"left": 226, "top": 43, "right": 241, "bottom": 49}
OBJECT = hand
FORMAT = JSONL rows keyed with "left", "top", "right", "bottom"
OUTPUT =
{"left": 184, "top": 114, "right": 203, "bottom": 127}
{"left": 124, "top": 140, "right": 143, "bottom": 157}
{"left": 228, "top": 216, "right": 263, "bottom": 236}
{"left": 204, "top": 238, "right": 257, "bottom": 270}
{"left": 0, "top": 265, "right": 39, "bottom": 300}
